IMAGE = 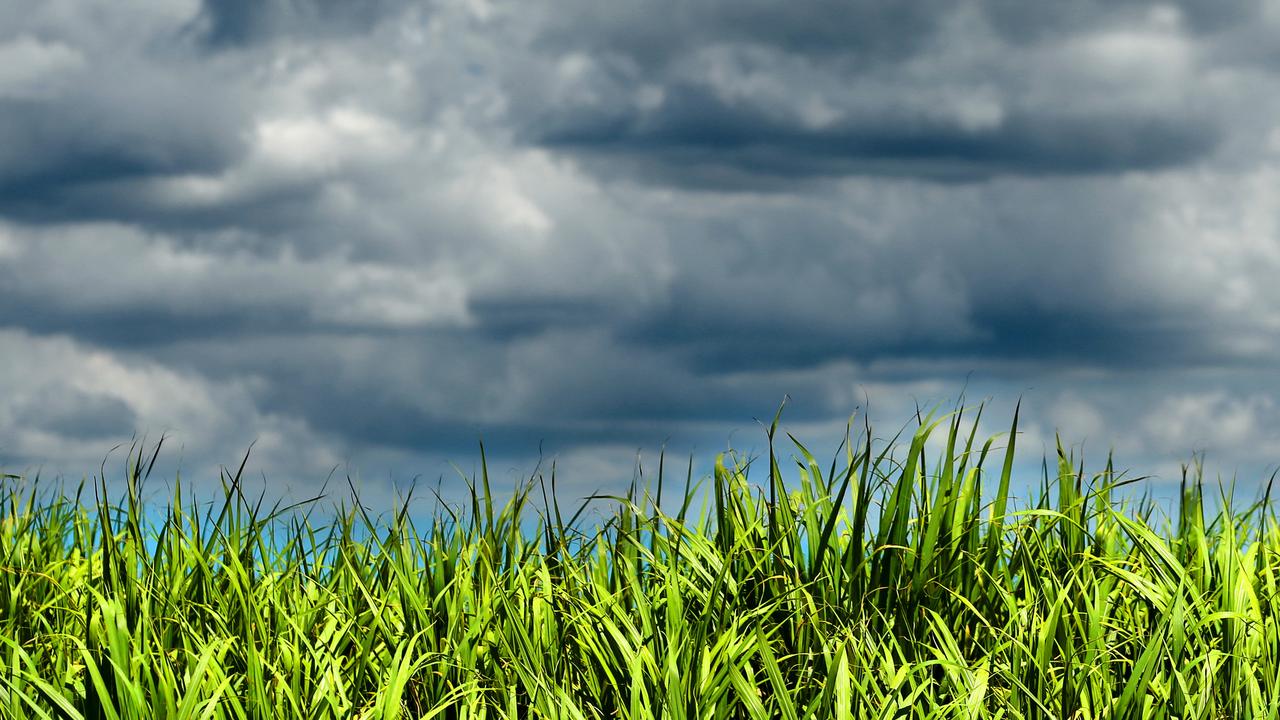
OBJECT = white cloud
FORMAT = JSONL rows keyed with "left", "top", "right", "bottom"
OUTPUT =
{"left": 1141, "top": 391, "right": 1280, "bottom": 457}
{"left": 1046, "top": 392, "right": 1107, "bottom": 445}
{"left": 0, "top": 35, "right": 83, "bottom": 99}
{"left": 0, "top": 328, "right": 341, "bottom": 488}
{"left": 0, "top": 221, "right": 473, "bottom": 330}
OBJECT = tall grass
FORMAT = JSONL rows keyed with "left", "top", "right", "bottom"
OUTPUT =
{"left": 3, "top": 403, "right": 1280, "bottom": 718}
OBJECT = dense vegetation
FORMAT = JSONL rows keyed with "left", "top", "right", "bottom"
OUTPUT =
{"left": 3, "top": 403, "right": 1280, "bottom": 719}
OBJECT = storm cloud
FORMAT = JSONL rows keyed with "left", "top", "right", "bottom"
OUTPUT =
{"left": 3, "top": 0, "right": 1280, "bottom": 501}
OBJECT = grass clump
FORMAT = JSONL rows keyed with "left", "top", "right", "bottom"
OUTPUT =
{"left": 3, "top": 402, "right": 1280, "bottom": 718}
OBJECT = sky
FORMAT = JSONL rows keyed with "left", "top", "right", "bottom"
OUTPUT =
{"left": 3, "top": 0, "right": 1280, "bottom": 508}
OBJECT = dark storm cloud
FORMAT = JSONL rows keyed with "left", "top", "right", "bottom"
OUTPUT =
{"left": 532, "top": 0, "right": 948, "bottom": 64}
{"left": 532, "top": 86, "right": 1218, "bottom": 182}
{"left": 517, "top": 0, "right": 1226, "bottom": 184}
{"left": 619, "top": 255, "right": 1204, "bottom": 375}
{"left": 0, "top": 43, "right": 250, "bottom": 223}
{"left": 0, "top": 300, "right": 300, "bottom": 348}
{"left": 981, "top": 0, "right": 1263, "bottom": 40}
{"left": 150, "top": 327, "right": 846, "bottom": 462}
{"left": 270, "top": 367, "right": 834, "bottom": 458}
{"left": 193, "top": 0, "right": 413, "bottom": 47}
{"left": 466, "top": 296, "right": 613, "bottom": 339}
{"left": 14, "top": 387, "right": 137, "bottom": 441}
{"left": 601, "top": 170, "right": 1272, "bottom": 380}
{"left": 0, "top": 98, "right": 244, "bottom": 204}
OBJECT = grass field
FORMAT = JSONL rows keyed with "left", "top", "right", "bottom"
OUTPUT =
{"left": 3, "top": 403, "right": 1280, "bottom": 719}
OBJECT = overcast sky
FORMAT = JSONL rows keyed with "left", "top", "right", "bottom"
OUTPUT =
{"left": 4, "top": 0, "right": 1280, "bottom": 506}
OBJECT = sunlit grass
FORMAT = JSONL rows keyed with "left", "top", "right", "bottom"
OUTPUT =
{"left": 3, "top": 402, "right": 1280, "bottom": 718}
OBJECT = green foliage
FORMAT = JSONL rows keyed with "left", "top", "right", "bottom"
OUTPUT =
{"left": 2, "top": 403, "right": 1279, "bottom": 718}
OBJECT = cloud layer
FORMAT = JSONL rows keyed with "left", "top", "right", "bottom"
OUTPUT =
{"left": 4, "top": 0, "right": 1280, "bottom": 501}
